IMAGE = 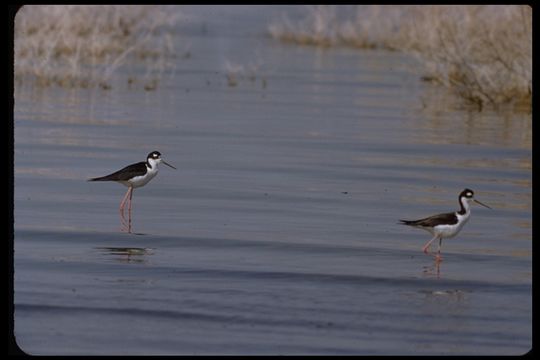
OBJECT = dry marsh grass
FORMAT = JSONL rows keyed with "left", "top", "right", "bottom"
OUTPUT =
{"left": 269, "top": 5, "right": 531, "bottom": 111}
{"left": 223, "top": 60, "right": 267, "bottom": 89}
{"left": 14, "top": 5, "right": 179, "bottom": 90}
{"left": 269, "top": 5, "right": 407, "bottom": 50}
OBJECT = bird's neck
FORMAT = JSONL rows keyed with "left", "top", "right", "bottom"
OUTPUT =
{"left": 146, "top": 158, "right": 159, "bottom": 170}
{"left": 458, "top": 197, "right": 470, "bottom": 216}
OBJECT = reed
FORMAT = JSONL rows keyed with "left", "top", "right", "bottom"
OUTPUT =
{"left": 400, "top": 5, "right": 531, "bottom": 110}
{"left": 223, "top": 60, "right": 266, "bottom": 89}
{"left": 269, "top": 5, "right": 531, "bottom": 111}
{"left": 269, "top": 5, "right": 406, "bottom": 50}
{"left": 14, "top": 5, "right": 179, "bottom": 90}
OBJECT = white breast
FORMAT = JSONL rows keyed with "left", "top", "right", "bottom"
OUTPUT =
{"left": 128, "top": 165, "right": 158, "bottom": 188}
{"left": 434, "top": 212, "right": 470, "bottom": 239}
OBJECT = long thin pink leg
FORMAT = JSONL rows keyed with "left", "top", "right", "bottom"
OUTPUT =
{"left": 422, "top": 235, "right": 439, "bottom": 254}
{"left": 119, "top": 187, "right": 132, "bottom": 232}
{"left": 127, "top": 187, "right": 133, "bottom": 233}
{"left": 434, "top": 237, "right": 443, "bottom": 262}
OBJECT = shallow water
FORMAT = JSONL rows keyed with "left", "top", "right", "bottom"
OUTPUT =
{"left": 13, "top": 5, "right": 531, "bottom": 355}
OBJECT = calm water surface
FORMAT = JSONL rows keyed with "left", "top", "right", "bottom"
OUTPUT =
{"left": 13, "top": 5, "right": 531, "bottom": 355}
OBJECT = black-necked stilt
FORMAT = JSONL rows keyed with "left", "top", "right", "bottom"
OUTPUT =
{"left": 399, "top": 188, "right": 491, "bottom": 261}
{"left": 88, "top": 151, "right": 176, "bottom": 233}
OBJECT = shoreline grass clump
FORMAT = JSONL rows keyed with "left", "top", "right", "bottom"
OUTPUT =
{"left": 269, "top": 5, "right": 407, "bottom": 50}
{"left": 269, "top": 5, "right": 531, "bottom": 111}
{"left": 223, "top": 60, "right": 267, "bottom": 89}
{"left": 399, "top": 5, "right": 531, "bottom": 111}
{"left": 15, "top": 5, "right": 179, "bottom": 90}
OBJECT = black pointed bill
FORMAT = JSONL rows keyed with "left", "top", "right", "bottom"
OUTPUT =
{"left": 474, "top": 199, "right": 491, "bottom": 209}
{"left": 162, "top": 160, "right": 177, "bottom": 170}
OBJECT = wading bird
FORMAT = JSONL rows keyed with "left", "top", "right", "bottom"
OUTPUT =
{"left": 89, "top": 151, "right": 176, "bottom": 233}
{"left": 399, "top": 188, "right": 491, "bottom": 261}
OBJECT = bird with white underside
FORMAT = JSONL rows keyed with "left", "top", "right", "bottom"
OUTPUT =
{"left": 399, "top": 188, "right": 491, "bottom": 261}
{"left": 88, "top": 151, "right": 176, "bottom": 233}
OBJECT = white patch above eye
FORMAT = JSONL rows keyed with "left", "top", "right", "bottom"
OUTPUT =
{"left": 466, "top": 192, "right": 473, "bottom": 196}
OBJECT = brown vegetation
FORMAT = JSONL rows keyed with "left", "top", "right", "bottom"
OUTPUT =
{"left": 269, "top": 5, "right": 532, "bottom": 111}
{"left": 14, "top": 5, "right": 179, "bottom": 90}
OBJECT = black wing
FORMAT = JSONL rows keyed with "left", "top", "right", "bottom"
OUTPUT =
{"left": 399, "top": 212, "right": 458, "bottom": 227}
{"left": 88, "top": 161, "right": 147, "bottom": 182}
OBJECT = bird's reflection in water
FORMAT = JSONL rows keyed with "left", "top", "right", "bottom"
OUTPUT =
{"left": 96, "top": 247, "right": 154, "bottom": 264}
{"left": 422, "top": 257, "right": 442, "bottom": 279}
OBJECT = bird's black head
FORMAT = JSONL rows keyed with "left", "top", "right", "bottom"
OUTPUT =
{"left": 146, "top": 151, "right": 177, "bottom": 170}
{"left": 148, "top": 151, "right": 162, "bottom": 160}
{"left": 459, "top": 188, "right": 491, "bottom": 209}
{"left": 460, "top": 188, "right": 474, "bottom": 199}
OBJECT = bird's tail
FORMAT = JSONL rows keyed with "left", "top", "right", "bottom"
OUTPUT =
{"left": 88, "top": 176, "right": 111, "bottom": 182}
{"left": 398, "top": 219, "right": 417, "bottom": 226}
